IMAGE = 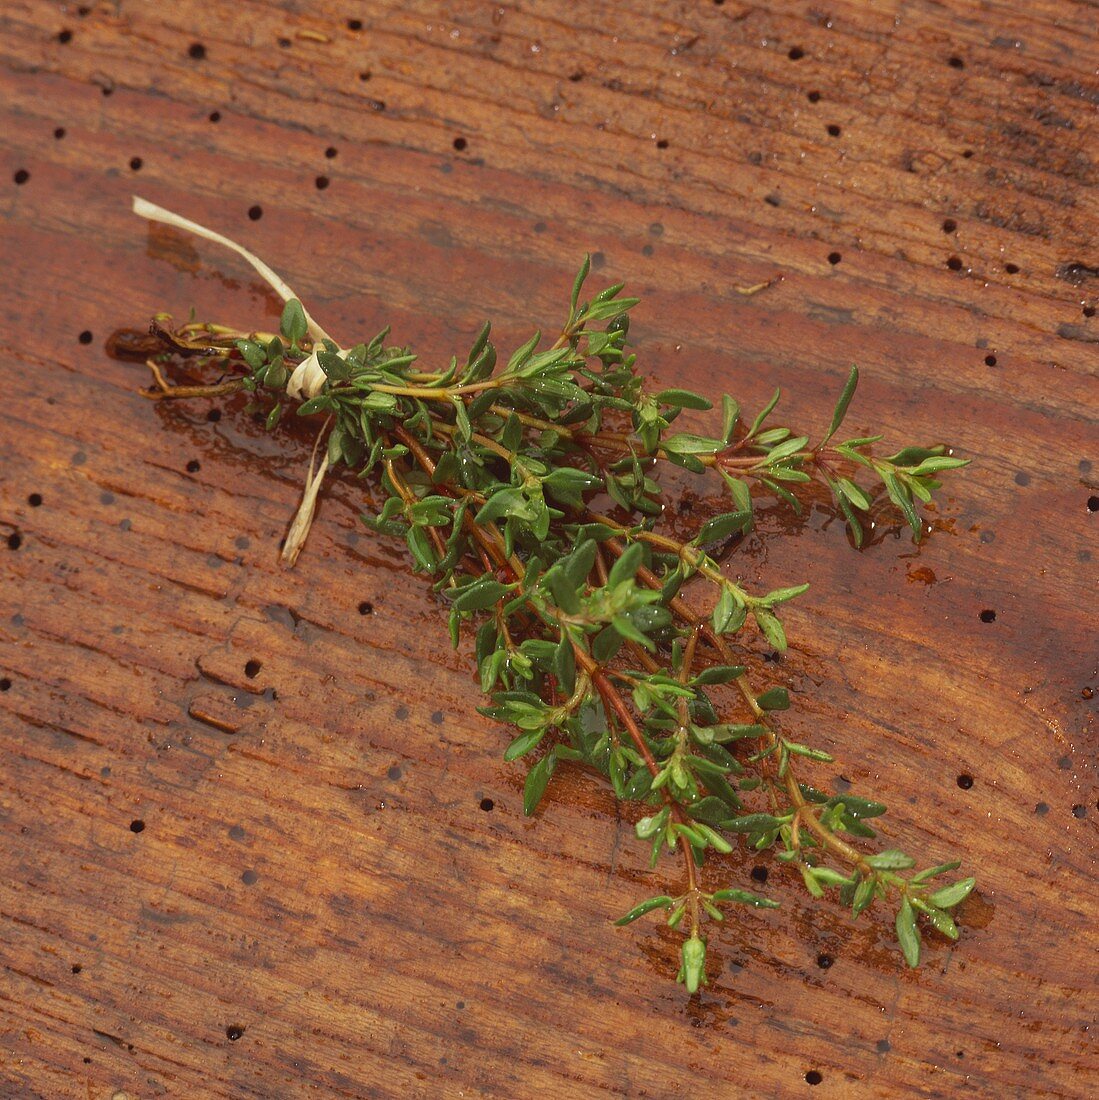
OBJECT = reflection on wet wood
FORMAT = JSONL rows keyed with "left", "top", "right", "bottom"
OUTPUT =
{"left": 1, "top": 2, "right": 1096, "bottom": 1097}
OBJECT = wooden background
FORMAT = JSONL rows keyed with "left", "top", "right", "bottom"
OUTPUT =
{"left": 1, "top": 2, "right": 1096, "bottom": 1097}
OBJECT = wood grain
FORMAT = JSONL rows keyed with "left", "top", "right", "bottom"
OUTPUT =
{"left": 1, "top": 2, "right": 1096, "bottom": 1097}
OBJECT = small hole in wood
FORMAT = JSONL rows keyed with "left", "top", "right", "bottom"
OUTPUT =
{"left": 244, "top": 660, "right": 261, "bottom": 678}
{"left": 962, "top": 149, "right": 974, "bottom": 158}
{"left": 807, "top": 90, "right": 821, "bottom": 103}
{"left": 946, "top": 256, "right": 963, "bottom": 271}
{"left": 241, "top": 869, "right": 259, "bottom": 885}
{"left": 0, "top": 679, "right": 11, "bottom": 692}
{"left": 325, "top": 146, "right": 338, "bottom": 158}
{"left": 359, "top": 70, "right": 372, "bottom": 81}
{"left": 347, "top": 18, "right": 363, "bottom": 30}
{"left": 78, "top": 330, "right": 93, "bottom": 344}
{"left": 209, "top": 110, "right": 221, "bottom": 122}
{"left": 188, "top": 42, "right": 207, "bottom": 60}
{"left": 453, "top": 136, "right": 467, "bottom": 151}
{"left": 479, "top": 798, "right": 494, "bottom": 812}
{"left": 247, "top": 205, "right": 263, "bottom": 221}
{"left": 957, "top": 774, "right": 974, "bottom": 789}
{"left": 1087, "top": 495, "right": 1099, "bottom": 512}
{"left": 816, "top": 953, "right": 833, "bottom": 969}
{"left": 656, "top": 138, "right": 669, "bottom": 149}
{"left": 129, "top": 156, "right": 143, "bottom": 171}
{"left": 1014, "top": 471, "right": 1030, "bottom": 486}
{"left": 1004, "top": 263, "right": 1019, "bottom": 274}
{"left": 358, "top": 601, "right": 374, "bottom": 615}
{"left": 206, "top": 408, "right": 221, "bottom": 422}
{"left": 1072, "top": 804, "right": 1087, "bottom": 819}
{"left": 984, "top": 354, "right": 997, "bottom": 366}
{"left": 54, "top": 127, "right": 66, "bottom": 139}
{"left": 130, "top": 819, "right": 145, "bottom": 833}
{"left": 948, "top": 55, "right": 965, "bottom": 69}
{"left": 979, "top": 609, "right": 996, "bottom": 623}
{"left": 226, "top": 1024, "right": 245, "bottom": 1041}
{"left": 788, "top": 46, "right": 804, "bottom": 60}
{"left": 806, "top": 1071, "right": 823, "bottom": 1085}
{"left": 826, "top": 124, "right": 841, "bottom": 137}
{"left": 941, "top": 218, "right": 957, "bottom": 233}
{"left": 315, "top": 175, "right": 330, "bottom": 190}
{"left": 568, "top": 70, "right": 583, "bottom": 82}
{"left": 28, "top": 494, "right": 42, "bottom": 507}
{"left": 1083, "top": 305, "right": 1096, "bottom": 317}
{"left": 14, "top": 169, "right": 29, "bottom": 185}
{"left": 58, "top": 29, "right": 73, "bottom": 44}
{"left": 186, "top": 460, "right": 201, "bottom": 473}
{"left": 7, "top": 532, "right": 22, "bottom": 551}
{"left": 827, "top": 251, "right": 841, "bottom": 265}
{"left": 750, "top": 865, "right": 768, "bottom": 883}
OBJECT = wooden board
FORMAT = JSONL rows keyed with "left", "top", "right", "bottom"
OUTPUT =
{"left": 1, "top": 2, "right": 1096, "bottom": 1096}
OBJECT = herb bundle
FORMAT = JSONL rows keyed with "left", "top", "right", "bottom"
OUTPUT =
{"left": 129, "top": 198, "right": 975, "bottom": 992}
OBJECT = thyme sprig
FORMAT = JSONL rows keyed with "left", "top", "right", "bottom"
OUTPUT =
{"left": 129, "top": 199, "right": 974, "bottom": 992}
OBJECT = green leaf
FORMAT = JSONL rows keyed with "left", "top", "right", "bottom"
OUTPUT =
{"left": 608, "top": 541, "right": 644, "bottom": 587}
{"left": 614, "top": 895, "right": 675, "bottom": 926}
{"left": 756, "top": 687, "right": 790, "bottom": 711}
{"left": 753, "top": 609, "right": 787, "bottom": 653}
{"left": 837, "top": 478, "right": 872, "bottom": 511}
{"left": 296, "top": 394, "right": 335, "bottom": 416}
{"left": 820, "top": 365, "right": 858, "bottom": 448}
{"left": 764, "top": 435, "right": 810, "bottom": 465}
{"left": 452, "top": 577, "right": 513, "bottom": 612}
{"left": 725, "top": 813, "right": 782, "bottom": 833}
{"left": 663, "top": 433, "right": 725, "bottom": 456}
{"left": 655, "top": 388, "right": 713, "bottom": 411}
{"left": 712, "top": 887, "right": 780, "bottom": 909}
{"left": 719, "top": 471, "right": 753, "bottom": 513}
{"left": 236, "top": 339, "right": 267, "bottom": 369}
{"left": 761, "top": 583, "right": 810, "bottom": 605}
{"left": 910, "top": 860, "right": 962, "bottom": 884}
{"left": 507, "top": 330, "right": 541, "bottom": 373}
{"left": 746, "top": 388, "right": 781, "bottom": 439}
{"left": 280, "top": 299, "right": 308, "bottom": 344}
{"left": 926, "top": 877, "right": 976, "bottom": 909}
{"left": 913, "top": 900, "right": 959, "bottom": 940}
{"left": 570, "top": 255, "right": 591, "bottom": 316}
{"left": 693, "top": 665, "right": 746, "bottom": 685}
{"left": 711, "top": 587, "right": 747, "bottom": 635}
{"left": 475, "top": 487, "right": 537, "bottom": 526}
{"left": 505, "top": 727, "right": 545, "bottom": 761}
{"left": 896, "top": 898, "right": 921, "bottom": 967}
{"left": 834, "top": 795, "right": 887, "bottom": 820}
{"left": 553, "top": 633, "right": 576, "bottom": 696}
{"left": 678, "top": 935, "right": 707, "bottom": 994}
{"left": 721, "top": 395, "right": 740, "bottom": 444}
{"left": 882, "top": 470, "right": 921, "bottom": 538}
{"left": 523, "top": 752, "right": 556, "bottom": 815}
{"left": 698, "top": 510, "right": 752, "bottom": 545}
{"left": 867, "top": 849, "right": 916, "bottom": 871}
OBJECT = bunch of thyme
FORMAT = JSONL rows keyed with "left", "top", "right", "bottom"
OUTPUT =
{"left": 128, "top": 198, "right": 975, "bottom": 992}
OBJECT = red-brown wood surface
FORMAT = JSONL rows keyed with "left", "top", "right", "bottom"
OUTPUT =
{"left": 1, "top": 2, "right": 1097, "bottom": 1097}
